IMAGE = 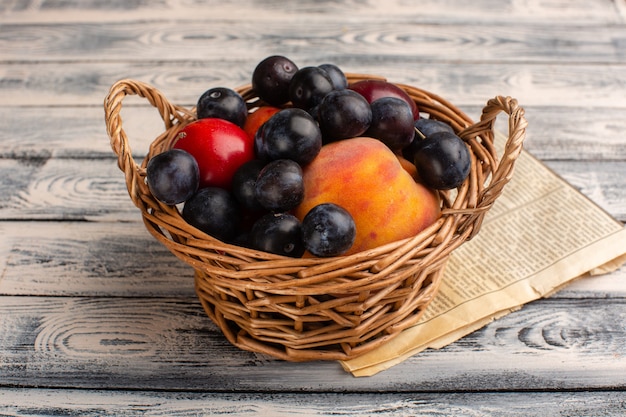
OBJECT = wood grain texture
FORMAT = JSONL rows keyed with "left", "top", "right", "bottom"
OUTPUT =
{"left": 1, "top": 296, "right": 625, "bottom": 391}
{"left": 1, "top": 0, "right": 623, "bottom": 24}
{"left": 1, "top": 0, "right": 625, "bottom": 413}
{"left": 0, "top": 158, "right": 139, "bottom": 221}
{"left": 1, "top": 389, "right": 626, "bottom": 416}
{"left": 0, "top": 221, "right": 195, "bottom": 297}
{"left": 2, "top": 20, "right": 626, "bottom": 64}
{"left": 545, "top": 160, "right": 626, "bottom": 221}
{"left": 3, "top": 61, "right": 626, "bottom": 108}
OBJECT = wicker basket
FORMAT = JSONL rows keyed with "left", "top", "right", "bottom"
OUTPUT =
{"left": 104, "top": 74, "right": 527, "bottom": 361}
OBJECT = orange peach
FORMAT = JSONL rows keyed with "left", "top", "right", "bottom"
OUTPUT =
{"left": 396, "top": 154, "right": 419, "bottom": 180}
{"left": 294, "top": 137, "right": 441, "bottom": 255}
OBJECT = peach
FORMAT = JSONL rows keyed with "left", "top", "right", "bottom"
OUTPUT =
{"left": 294, "top": 137, "right": 441, "bottom": 255}
{"left": 396, "top": 154, "right": 419, "bottom": 180}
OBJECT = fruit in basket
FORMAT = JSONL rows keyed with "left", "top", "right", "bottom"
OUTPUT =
{"left": 146, "top": 149, "right": 199, "bottom": 205}
{"left": 414, "top": 118, "right": 455, "bottom": 137}
{"left": 349, "top": 79, "right": 419, "bottom": 120}
{"left": 182, "top": 187, "right": 241, "bottom": 242}
{"left": 231, "top": 159, "right": 266, "bottom": 212}
{"left": 397, "top": 155, "right": 419, "bottom": 179}
{"left": 255, "top": 159, "right": 305, "bottom": 212}
{"left": 196, "top": 87, "right": 248, "bottom": 128}
{"left": 243, "top": 106, "right": 281, "bottom": 140}
{"left": 289, "top": 66, "right": 335, "bottom": 110}
{"left": 318, "top": 63, "right": 348, "bottom": 90}
{"left": 412, "top": 131, "right": 471, "bottom": 190}
{"left": 403, "top": 118, "right": 456, "bottom": 162}
{"left": 254, "top": 108, "right": 322, "bottom": 165}
{"left": 317, "top": 89, "right": 372, "bottom": 142}
{"left": 294, "top": 137, "right": 441, "bottom": 255}
{"left": 166, "top": 57, "right": 470, "bottom": 255}
{"left": 252, "top": 55, "right": 299, "bottom": 106}
{"left": 301, "top": 203, "right": 356, "bottom": 257}
{"left": 173, "top": 118, "right": 254, "bottom": 190}
{"left": 366, "top": 97, "right": 415, "bottom": 151}
{"left": 249, "top": 212, "right": 305, "bottom": 257}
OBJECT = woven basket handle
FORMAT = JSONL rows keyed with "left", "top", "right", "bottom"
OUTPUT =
{"left": 104, "top": 79, "right": 192, "bottom": 205}
{"left": 458, "top": 96, "right": 527, "bottom": 236}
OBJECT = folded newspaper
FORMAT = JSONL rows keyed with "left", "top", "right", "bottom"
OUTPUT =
{"left": 341, "top": 131, "right": 626, "bottom": 377}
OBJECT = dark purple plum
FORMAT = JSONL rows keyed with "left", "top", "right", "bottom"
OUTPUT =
{"left": 255, "top": 108, "right": 322, "bottom": 165}
{"left": 413, "top": 131, "right": 471, "bottom": 190}
{"left": 252, "top": 55, "right": 299, "bottom": 106}
{"left": 365, "top": 97, "right": 414, "bottom": 151}
{"left": 404, "top": 118, "right": 456, "bottom": 162}
{"left": 182, "top": 187, "right": 241, "bottom": 242}
{"left": 231, "top": 159, "right": 267, "bottom": 212}
{"left": 289, "top": 66, "right": 335, "bottom": 110}
{"left": 146, "top": 149, "right": 199, "bottom": 205}
{"left": 254, "top": 159, "right": 304, "bottom": 212}
{"left": 301, "top": 203, "right": 356, "bottom": 257}
{"left": 319, "top": 63, "right": 348, "bottom": 90}
{"left": 196, "top": 87, "right": 247, "bottom": 128}
{"left": 414, "top": 118, "right": 455, "bottom": 137}
{"left": 249, "top": 213, "right": 305, "bottom": 258}
{"left": 349, "top": 79, "right": 419, "bottom": 120}
{"left": 318, "top": 89, "right": 372, "bottom": 142}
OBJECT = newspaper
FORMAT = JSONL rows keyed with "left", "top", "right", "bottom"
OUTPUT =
{"left": 341, "top": 131, "right": 626, "bottom": 377}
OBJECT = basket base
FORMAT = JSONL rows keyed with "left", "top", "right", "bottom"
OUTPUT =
{"left": 193, "top": 267, "right": 445, "bottom": 362}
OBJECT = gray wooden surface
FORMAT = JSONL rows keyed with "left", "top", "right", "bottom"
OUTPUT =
{"left": 1, "top": 0, "right": 626, "bottom": 415}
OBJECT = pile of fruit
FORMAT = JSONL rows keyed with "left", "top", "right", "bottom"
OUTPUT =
{"left": 146, "top": 56, "right": 471, "bottom": 258}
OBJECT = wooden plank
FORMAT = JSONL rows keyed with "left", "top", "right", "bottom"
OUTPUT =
{"left": 3, "top": 61, "right": 626, "bottom": 109}
{"left": 0, "top": 158, "right": 138, "bottom": 222}
{"left": 545, "top": 160, "right": 626, "bottom": 221}
{"left": 555, "top": 268, "right": 626, "bottom": 299}
{"left": 1, "top": 0, "right": 621, "bottom": 24}
{"left": 1, "top": 388, "right": 625, "bottom": 416}
{"left": 1, "top": 220, "right": 623, "bottom": 298}
{"left": 1, "top": 295, "right": 625, "bottom": 391}
{"left": 0, "top": 107, "right": 162, "bottom": 159}
{"left": 1, "top": 21, "right": 625, "bottom": 63}
{"left": 0, "top": 221, "right": 195, "bottom": 297}
{"left": 616, "top": 0, "right": 626, "bottom": 22}
{"left": 518, "top": 107, "right": 626, "bottom": 160}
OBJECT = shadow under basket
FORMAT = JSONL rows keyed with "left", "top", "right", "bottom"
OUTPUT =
{"left": 104, "top": 74, "right": 527, "bottom": 362}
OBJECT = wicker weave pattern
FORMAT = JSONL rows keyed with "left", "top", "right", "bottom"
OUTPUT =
{"left": 104, "top": 75, "right": 527, "bottom": 361}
